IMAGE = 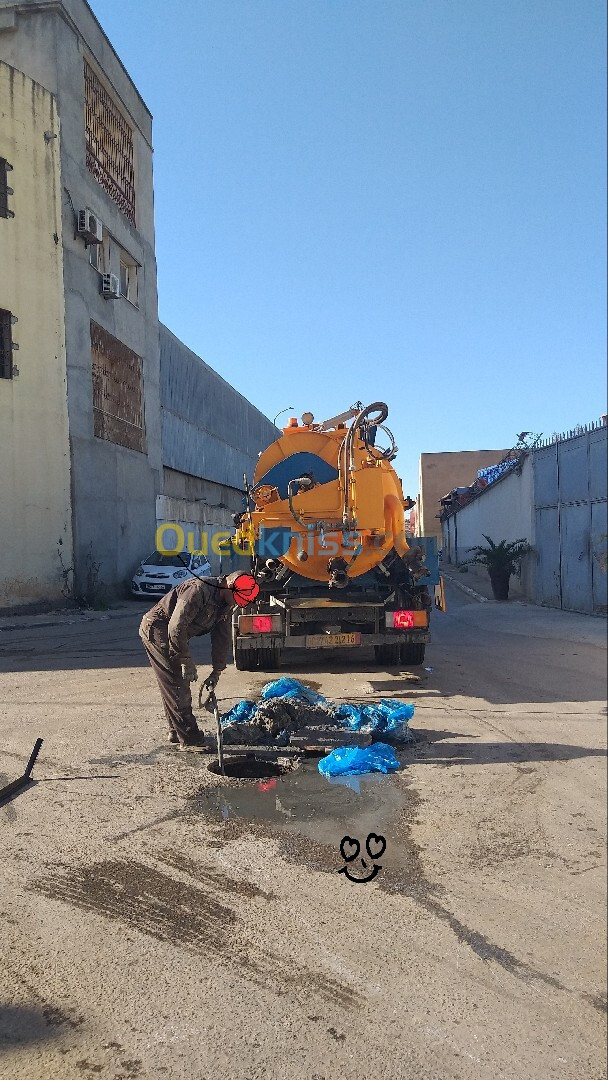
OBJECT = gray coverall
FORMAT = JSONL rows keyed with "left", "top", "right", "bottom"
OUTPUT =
{"left": 139, "top": 577, "right": 233, "bottom": 743}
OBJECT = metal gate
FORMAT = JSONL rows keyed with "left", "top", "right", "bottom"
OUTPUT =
{"left": 533, "top": 424, "right": 607, "bottom": 614}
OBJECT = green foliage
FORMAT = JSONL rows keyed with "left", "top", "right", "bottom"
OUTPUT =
{"left": 466, "top": 535, "right": 531, "bottom": 576}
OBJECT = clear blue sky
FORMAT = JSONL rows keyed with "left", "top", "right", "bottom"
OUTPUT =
{"left": 90, "top": 0, "right": 606, "bottom": 491}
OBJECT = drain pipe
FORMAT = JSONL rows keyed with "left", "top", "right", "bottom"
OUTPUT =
{"left": 327, "top": 556, "right": 349, "bottom": 589}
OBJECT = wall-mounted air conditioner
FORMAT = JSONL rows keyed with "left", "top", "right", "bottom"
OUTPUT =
{"left": 102, "top": 273, "right": 120, "bottom": 299}
{"left": 78, "top": 208, "right": 103, "bottom": 244}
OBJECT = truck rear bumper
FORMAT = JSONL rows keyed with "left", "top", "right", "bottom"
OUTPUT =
{"left": 236, "top": 632, "right": 431, "bottom": 651}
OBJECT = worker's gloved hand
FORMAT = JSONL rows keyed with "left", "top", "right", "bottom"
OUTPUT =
{"left": 181, "top": 658, "right": 198, "bottom": 683}
{"left": 203, "top": 669, "right": 221, "bottom": 691}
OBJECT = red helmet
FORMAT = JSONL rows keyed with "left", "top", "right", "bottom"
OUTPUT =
{"left": 226, "top": 572, "right": 260, "bottom": 607}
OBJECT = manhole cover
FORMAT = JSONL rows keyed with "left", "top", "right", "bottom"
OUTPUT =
{"left": 208, "top": 756, "right": 287, "bottom": 779}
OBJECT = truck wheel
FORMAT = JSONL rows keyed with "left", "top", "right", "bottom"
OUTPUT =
{"left": 374, "top": 644, "right": 401, "bottom": 667}
{"left": 400, "top": 643, "right": 426, "bottom": 666}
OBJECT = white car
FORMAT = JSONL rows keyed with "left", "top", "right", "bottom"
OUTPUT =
{"left": 131, "top": 550, "right": 212, "bottom": 598}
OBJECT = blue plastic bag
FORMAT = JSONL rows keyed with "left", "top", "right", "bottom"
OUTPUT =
{"left": 221, "top": 699, "right": 258, "bottom": 727}
{"left": 260, "top": 678, "right": 327, "bottom": 705}
{"left": 381, "top": 701, "right": 415, "bottom": 734}
{"left": 334, "top": 699, "right": 414, "bottom": 738}
{"left": 318, "top": 741, "right": 399, "bottom": 777}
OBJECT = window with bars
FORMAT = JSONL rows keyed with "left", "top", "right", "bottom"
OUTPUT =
{"left": 91, "top": 321, "right": 145, "bottom": 453}
{"left": 84, "top": 61, "right": 136, "bottom": 225}
{"left": 0, "top": 158, "right": 14, "bottom": 219}
{"left": 0, "top": 308, "right": 14, "bottom": 379}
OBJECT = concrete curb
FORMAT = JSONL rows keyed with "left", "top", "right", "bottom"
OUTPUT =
{"left": 441, "top": 572, "right": 494, "bottom": 604}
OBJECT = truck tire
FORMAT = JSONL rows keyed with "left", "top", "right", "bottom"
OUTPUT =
{"left": 400, "top": 643, "right": 426, "bottom": 666}
{"left": 374, "top": 644, "right": 401, "bottom": 667}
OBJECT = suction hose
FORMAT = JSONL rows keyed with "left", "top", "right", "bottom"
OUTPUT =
{"left": 287, "top": 476, "right": 314, "bottom": 527}
{"left": 341, "top": 402, "right": 389, "bottom": 528}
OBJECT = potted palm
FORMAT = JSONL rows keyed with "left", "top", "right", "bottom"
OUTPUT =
{"left": 466, "top": 535, "right": 531, "bottom": 601}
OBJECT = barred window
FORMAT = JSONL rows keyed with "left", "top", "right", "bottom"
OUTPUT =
{"left": 0, "top": 158, "right": 14, "bottom": 219}
{"left": 0, "top": 308, "right": 13, "bottom": 379}
{"left": 91, "top": 321, "right": 145, "bottom": 453}
{"left": 84, "top": 61, "right": 136, "bottom": 224}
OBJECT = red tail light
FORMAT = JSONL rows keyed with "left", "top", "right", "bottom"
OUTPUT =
{"left": 394, "top": 610, "right": 415, "bottom": 628}
{"left": 386, "top": 610, "right": 428, "bottom": 629}
{"left": 238, "top": 614, "right": 281, "bottom": 634}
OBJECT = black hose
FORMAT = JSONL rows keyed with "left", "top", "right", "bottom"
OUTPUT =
{"left": 287, "top": 476, "right": 313, "bottom": 527}
{"left": 342, "top": 402, "right": 389, "bottom": 527}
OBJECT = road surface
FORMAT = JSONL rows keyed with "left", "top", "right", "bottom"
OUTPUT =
{"left": 1, "top": 584, "right": 606, "bottom": 1079}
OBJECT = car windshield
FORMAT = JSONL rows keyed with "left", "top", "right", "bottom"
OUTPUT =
{"left": 144, "top": 552, "right": 190, "bottom": 568}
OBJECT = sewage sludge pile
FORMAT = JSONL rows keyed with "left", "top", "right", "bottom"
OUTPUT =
{"left": 215, "top": 678, "right": 415, "bottom": 778}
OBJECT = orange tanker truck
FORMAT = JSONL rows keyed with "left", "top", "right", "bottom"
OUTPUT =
{"left": 221, "top": 401, "right": 444, "bottom": 670}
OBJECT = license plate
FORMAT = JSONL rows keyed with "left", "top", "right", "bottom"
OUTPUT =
{"left": 305, "top": 632, "right": 361, "bottom": 648}
{"left": 149, "top": 584, "right": 166, "bottom": 591}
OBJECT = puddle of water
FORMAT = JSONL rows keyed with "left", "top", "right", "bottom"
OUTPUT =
{"left": 199, "top": 760, "right": 407, "bottom": 853}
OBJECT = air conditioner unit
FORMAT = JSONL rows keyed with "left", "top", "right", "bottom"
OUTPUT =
{"left": 77, "top": 208, "right": 103, "bottom": 244}
{"left": 102, "top": 273, "right": 120, "bottom": 299}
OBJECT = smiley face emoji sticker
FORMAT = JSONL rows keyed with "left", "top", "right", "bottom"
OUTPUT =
{"left": 338, "top": 832, "right": 386, "bottom": 883}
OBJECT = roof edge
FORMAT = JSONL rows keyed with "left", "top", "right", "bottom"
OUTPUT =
{"left": 1, "top": 0, "right": 152, "bottom": 119}
{"left": 159, "top": 323, "right": 279, "bottom": 432}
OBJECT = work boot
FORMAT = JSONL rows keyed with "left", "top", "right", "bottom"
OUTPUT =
{"left": 178, "top": 733, "right": 211, "bottom": 753}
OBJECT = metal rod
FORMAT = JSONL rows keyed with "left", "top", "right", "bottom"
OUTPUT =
{"left": 0, "top": 738, "right": 43, "bottom": 805}
{"left": 199, "top": 686, "right": 225, "bottom": 775}
{"left": 211, "top": 691, "right": 225, "bottom": 775}
{"left": 24, "top": 738, "right": 44, "bottom": 779}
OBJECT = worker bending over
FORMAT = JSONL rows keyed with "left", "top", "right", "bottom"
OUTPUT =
{"left": 139, "top": 570, "right": 259, "bottom": 750}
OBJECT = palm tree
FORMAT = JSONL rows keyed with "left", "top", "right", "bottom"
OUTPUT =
{"left": 466, "top": 535, "right": 531, "bottom": 600}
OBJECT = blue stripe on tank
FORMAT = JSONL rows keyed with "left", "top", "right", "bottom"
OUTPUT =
{"left": 256, "top": 452, "right": 338, "bottom": 499}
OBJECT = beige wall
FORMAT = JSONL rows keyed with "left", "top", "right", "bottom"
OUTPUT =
{"left": 418, "top": 449, "right": 509, "bottom": 543}
{"left": 0, "top": 60, "right": 73, "bottom": 606}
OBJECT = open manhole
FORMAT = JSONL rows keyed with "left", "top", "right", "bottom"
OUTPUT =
{"left": 208, "top": 756, "right": 289, "bottom": 779}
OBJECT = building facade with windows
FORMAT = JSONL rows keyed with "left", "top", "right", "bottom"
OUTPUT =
{"left": 1, "top": 0, "right": 279, "bottom": 609}
{"left": 0, "top": 0, "right": 162, "bottom": 605}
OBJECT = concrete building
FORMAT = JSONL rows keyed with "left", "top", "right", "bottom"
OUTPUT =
{"left": 1, "top": 0, "right": 161, "bottom": 604}
{"left": 157, "top": 325, "right": 278, "bottom": 573}
{"left": 1, "top": 0, "right": 279, "bottom": 608}
{"left": 417, "top": 448, "right": 509, "bottom": 544}
{"left": 0, "top": 58, "right": 73, "bottom": 606}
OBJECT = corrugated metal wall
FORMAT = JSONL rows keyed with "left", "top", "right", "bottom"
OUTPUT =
{"left": 441, "top": 423, "right": 607, "bottom": 614}
{"left": 534, "top": 425, "right": 607, "bottom": 614}
{"left": 159, "top": 324, "right": 277, "bottom": 490}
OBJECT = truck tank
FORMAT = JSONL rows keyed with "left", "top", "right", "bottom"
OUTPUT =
{"left": 236, "top": 402, "right": 412, "bottom": 588}
{"left": 227, "top": 401, "right": 443, "bottom": 672}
